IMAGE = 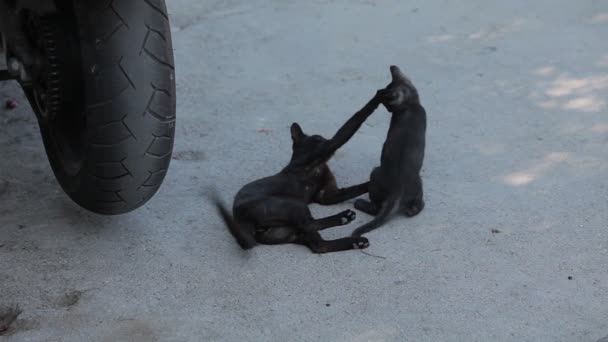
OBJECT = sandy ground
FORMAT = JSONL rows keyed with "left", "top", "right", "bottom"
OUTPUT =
{"left": 1, "top": 0, "right": 608, "bottom": 341}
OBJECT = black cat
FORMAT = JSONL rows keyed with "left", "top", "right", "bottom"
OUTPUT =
{"left": 212, "top": 92, "right": 383, "bottom": 253}
{"left": 352, "top": 66, "right": 427, "bottom": 237}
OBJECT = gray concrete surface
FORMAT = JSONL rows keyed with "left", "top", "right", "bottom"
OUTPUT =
{"left": 1, "top": 0, "right": 608, "bottom": 341}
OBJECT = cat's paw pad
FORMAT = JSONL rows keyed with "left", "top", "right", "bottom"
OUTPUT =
{"left": 352, "top": 237, "right": 369, "bottom": 249}
{"left": 340, "top": 210, "right": 356, "bottom": 224}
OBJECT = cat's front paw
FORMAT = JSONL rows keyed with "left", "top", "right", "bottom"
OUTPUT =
{"left": 381, "top": 89, "right": 400, "bottom": 104}
{"left": 339, "top": 209, "right": 356, "bottom": 224}
{"left": 352, "top": 237, "right": 370, "bottom": 249}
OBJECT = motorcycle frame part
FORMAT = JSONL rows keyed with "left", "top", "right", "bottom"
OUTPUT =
{"left": 1, "top": 1, "right": 85, "bottom": 182}
{"left": 0, "top": 31, "right": 7, "bottom": 80}
{"left": 0, "top": 0, "right": 59, "bottom": 114}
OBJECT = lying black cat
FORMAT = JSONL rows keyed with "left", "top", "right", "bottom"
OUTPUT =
{"left": 212, "top": 91, "right": 383, "bottom": 253}
{"left": 352, "top": 66, "right": 427, "bottom": 237}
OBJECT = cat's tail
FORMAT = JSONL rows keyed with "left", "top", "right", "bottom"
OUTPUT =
{"left": 209, "top": 192, "right": 257, "bottom": 250}
{"left": 351, "top": 194, "right": 399, "bottom": 237}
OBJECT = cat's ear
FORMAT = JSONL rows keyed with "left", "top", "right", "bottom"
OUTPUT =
{"left": 390, "top": 65, "right": 406, "bottom": 82}
{"left": 290, "top": 123, "right": 304, "bottom": 143}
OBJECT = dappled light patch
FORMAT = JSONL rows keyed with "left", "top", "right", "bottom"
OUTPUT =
{"left": 545, "top": 74, "right": 608, "bottom": 98}
{"left": 534, "top": 66, "right": 555, "bottom": 76}
{"left": 503, "top": 152, "right": 570, "bottom": 186}
{"left": 537, "top": 99, "right": 559, "bottom": 109}
{"left": 468, "top": 29, "right": 486, "bottom": 40}
{"left": 563, "top": 96, "right": 605, "bottom": 112}
{"left": 530, "top": 70, "right": 608, "bottom": 113}
{"left": 590, "top": 122, "right": 608, "bottom": 134}
{"left": 591, "top": 12, "right": 608, "bottom": 24}
{"left": 503, "top": 151, "right": 607, "bottom": 186}
{"left": 426, "top": 34, "right": 453, "bottom": 43}
{"left": 504, "top": 173, "right": 535, "bottom": 186}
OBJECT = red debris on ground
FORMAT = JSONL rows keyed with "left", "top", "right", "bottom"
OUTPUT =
{"left": 5, "top": 99, "right": 18, "bottom": 109}
{"left": 0, "top": 305, "right": 21, "bottom": 334}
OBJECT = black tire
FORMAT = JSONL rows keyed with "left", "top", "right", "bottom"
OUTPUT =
{"left": 37, "top": 0, "right": 176, "bottom": 215}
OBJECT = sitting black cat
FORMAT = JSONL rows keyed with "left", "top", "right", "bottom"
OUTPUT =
{"left": 352, "top": 66, "right": 427, "bottom": 237}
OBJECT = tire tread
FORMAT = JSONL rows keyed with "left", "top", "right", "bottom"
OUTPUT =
{"left": 52, "top": 0, "right": 177, "bottom": 214}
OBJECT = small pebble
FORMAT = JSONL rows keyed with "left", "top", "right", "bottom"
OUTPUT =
{"left": 5, "top": 99, "right": 17, "bottom": 109}
{"left": 325, "top": 303, "right": 330, "bottom": 307}
{"left": 568, "top": 276, "right": 573, "bottom": 280}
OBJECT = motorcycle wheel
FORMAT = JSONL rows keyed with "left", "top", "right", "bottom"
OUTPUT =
{"left": 32, "top": 0, "right": 176, "bottom": 215}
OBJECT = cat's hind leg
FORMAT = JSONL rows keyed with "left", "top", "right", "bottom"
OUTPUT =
{"left": 354, "top": 199, "right": 380, "bottom": 215}
{"left": 354, "top": 167, "right": 384, "bottom": 215}
{"left": 260, "top": 198, "right": 356, "bottom": 232}
{"left": 297, "top": 232, "right": 369, "bottom": 254}
{"left": 400, "top": 176, "right": 425, "bottom": 217}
